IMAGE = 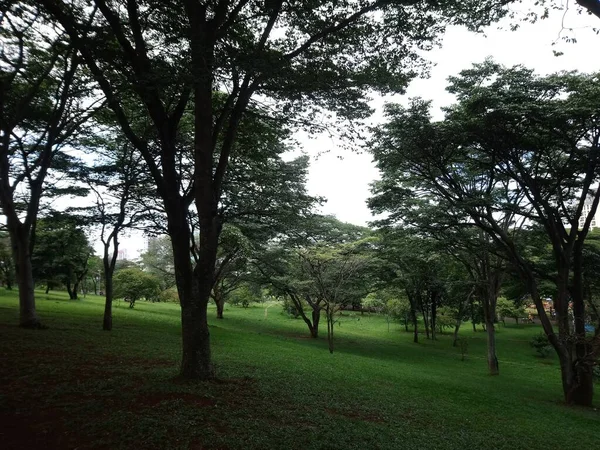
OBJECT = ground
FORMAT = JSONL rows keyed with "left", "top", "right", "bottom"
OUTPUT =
{"left": 0, "top": 289, "right": 598, "bottom": 449}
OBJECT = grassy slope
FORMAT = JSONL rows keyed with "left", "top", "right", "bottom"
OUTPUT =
{"left": 0, "top": 289, "right": 598, "bottom": 450}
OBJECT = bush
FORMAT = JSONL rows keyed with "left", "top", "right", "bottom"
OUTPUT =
{"left": 530, "top": 333, "right": 552, "bottom": 358}
{"left": 158, "top": 287, "right": 179, "bottom": 303}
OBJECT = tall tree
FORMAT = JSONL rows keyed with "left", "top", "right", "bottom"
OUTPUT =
{"left": 370, "top": 61, "right": 600, "bottom": 405}
{"left": 0, "top": 2, "right": 98, "bottom": 326}
{"left": 83, "top": 136, "right": 151, "bottom": 330}
{"left": 38, "top": 0, "right": 515, "bottom": 378}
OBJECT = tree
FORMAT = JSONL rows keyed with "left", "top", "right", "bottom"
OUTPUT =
{"left": 211, "top": 224, "right": 251, "bottom": 319}
{"left": 0, "top": 2, "right": 98, "bottom": 326}
{"left": 497, "top": 297, "right": 526, "bottom": 326}
{"left": 297, "top": 238, "right": 374, "bottom": 353}
{"left": 113, "top": 268, "right": 160, "bottom": 308}
{"left": 32, "top": 214, "right": 93, "bottom": 299}
{"left": 140, "top": 235, "right": 176, "bottom": 291}
{"left": 370, "top": 60, "right": 600, "bottom": 405}
{"left": 38, "top": 0, "right": 516, "bottom": 380}
{"left": 80, "top": 134, "right": 151, "bottom": 330}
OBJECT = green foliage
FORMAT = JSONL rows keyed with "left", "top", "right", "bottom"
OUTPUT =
{"left": 158, "top": 287, "right": 179, "bottom": 304}
{"left": 140, "top": 236, "right": 175, "bottom": 290}
{"left": 228, "top": 284, "right": 259, "bottom": 308}
{"left": 497, "top": 297, "right": 526, "bottom": 324}
{"left": 281, "top": 297, "right": 300, "bottom": 318}
{"left": 436, "top": 307, "right": 457, "bottom": 332}
{"left": 32, "top": 214, "right": 93, "bottom": 298}
{"left": 530, "top": 333, "right": 552, "bottom": 358}
{"left": 113, "top": 268, "right": 161, "bottom": 308}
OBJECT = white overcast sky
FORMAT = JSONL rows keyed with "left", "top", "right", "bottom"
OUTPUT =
{"left": 303, "top": 5, "right": 600, "bottom": 228}
{"left": 113, "top": 5, "right": 599, "bottom": 258}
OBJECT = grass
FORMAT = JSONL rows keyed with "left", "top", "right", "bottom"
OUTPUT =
{"left": 0, "top": 289, "right": 598, "bottom": 450}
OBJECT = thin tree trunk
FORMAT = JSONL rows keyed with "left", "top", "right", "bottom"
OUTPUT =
{"left": 103, "top": 272, "right": 113, "bottom": 331}
{"left": 423, "top": 305, "right": 430, "bottom": 340}
{"left": 411, "top": 306, "right": 418, "bottom": 343}
{"left": 453, "top": 319, "right": 462, "bottom": 347}
{"left": 216, "top": 294, "right": 224, "bottom": 319}
{"left": 431, "top": 293, "right": 437, "bottom": 340}
{"left": 326, "top": 308, "right": 334, "bottom": 354}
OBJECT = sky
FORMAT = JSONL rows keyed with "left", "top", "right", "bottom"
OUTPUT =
{"left": 112, "top": 4, "right": 600, "bottom": 258}
{"left": 303, "top": 5, "right": 600, "bottom": 228}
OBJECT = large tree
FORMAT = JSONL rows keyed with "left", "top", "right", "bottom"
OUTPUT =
{"left": 0, "top": 2, "right": 98, "bottom": 327}
{"left": 38, "top": 0, "right": 516, "bottom": 379}
{"left": 370, "top": 61, "right": 600, "bottom": 405}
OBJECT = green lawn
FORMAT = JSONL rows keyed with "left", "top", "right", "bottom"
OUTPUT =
{"left": 0, "top": 289, "right": 598, "bottom": 450}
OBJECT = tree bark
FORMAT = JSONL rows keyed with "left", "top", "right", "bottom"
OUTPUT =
{"left": 11, "top": 227, "right": 40, "bottom": 328}
{"left": 411, "top": 304, "right": 418, "bottom": 343}
{"left": 452, "top": 319, "right": 462, "bottom": 347}
{"left": 485, "top": 319, "right": 499, "bottom": 375}
{"left": 310, "top": 308, "right": 320, "bottom": 338}
{"left": 216, "top": 294, "right": 224, "bottom": 319}
{"left": 103, "top": 272, "right": 113, "bottom": 331}
{"left": 174, "top": 212, "right": 218, "bottom": 380}
{"left": 431, "top": 292, "right": 437, "bottom": 340}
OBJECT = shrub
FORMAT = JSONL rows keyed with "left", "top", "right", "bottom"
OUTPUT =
{"left": 158, "top": 287, "right": 179, "bottom": 303}
{"left": 530, "top": 333, "right": 552, "bottom": 358}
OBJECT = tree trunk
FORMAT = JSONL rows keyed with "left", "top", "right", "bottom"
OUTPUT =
{"left": 310, "top": 308, "right": 320, "bottom": 338}
{"left": 431, "top": 293, "right": 437, "bottom": 340}
{"left": 11, "top": 227, "right": 40, "bottom": 328}
{"left": 485, "top": 319, "right": 499, "bottom": 375}
{"left": 565, "top": 248, "right": 594, "bottom": 406}
{"left": 453, "top": 319, "right": 462, "bottom": 347}
{"left": 326, "top": 309, "right": 334, "bottom": 354}
{"left": 66, "top": 278, "right": 77, "bottom": 300}
{"left": 103, "top": 273, "right": 113, "bottom": 331}
{"left": 175, "top": 212, "right": 218, "bottom": 380}
{"left": 72, "top": 280, "right": 80, "bottom": 300}
{"left": 411, "top": 307, "right": 418, "bottom": 343}
{"left": 216, "top": 295, "right": 224, "bottom": 319}
{"left": 423, "top": 306, "right": 430, "bottom": 340}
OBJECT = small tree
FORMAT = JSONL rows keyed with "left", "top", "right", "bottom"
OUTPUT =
{"left": 497, "top": 297, "right": 526, "bottom": 326}
{"left": 113, "top": 268, "right": 160, "bottom": 308}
